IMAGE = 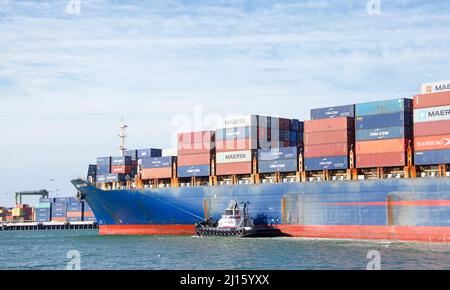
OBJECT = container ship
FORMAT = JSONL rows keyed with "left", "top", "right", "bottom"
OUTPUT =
{"left": 73, "top": 80, "right": 450, "bottom": 243}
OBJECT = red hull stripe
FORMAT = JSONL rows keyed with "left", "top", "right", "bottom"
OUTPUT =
{"left": 100, "top": 224, "right": 450, "bottom": 243}
{"left": 278, "top": 225, "right": 450, "bottom": 243}
{"left": 99, "top": 224, "right": 195, "bottom": 236}
{"left": 326, "top": 200, "right": 450, "bottom": 207}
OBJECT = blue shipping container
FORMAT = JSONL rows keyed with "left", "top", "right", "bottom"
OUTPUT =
{"left": 178, "top": 165, "right": 210, "bottom": 178}
{"left": 96, "top": 175, "right": 106, "bottom": 183}
{"left": 216, "top": 127, "right": 257, "bottom": 141}
{"left": 105, "top": 173, "right": 130, "bottom": 183}
{"left": 84, "top": 216, "right": 97, "bottom": 221}
{"left": 96, "top": 156, "right": 111, "bottom": 165}
{"left": 414, "top": 149, "right": 450, "bottom": 165}
{"left": 304, "top": 156, "right": 349, "bottom": 171}
{"left": 67, "top": 217, "right": 82, "bottom": 222}
{"left": 290, "top": 119, "right": 304, "bottom": 132}
{"left": 356, "top": 98, "right": 412, "bottom": 116}
{"left": 67, "top": 205, "right": 83, "bottom": 211}
{"left": 258, "top": 159, "right": 298, "bottom": 173}
{"left": 355, "top": 112, "right": 412, "bottom": 130}
{"left": 96, "top": 165, "right": 110, "bottom": 174}
{"left": 54, "top": 198, "right": 70, "bottom": 203}
{"left": 355, "top": 126, "right": 412, "bottom": 141}
{"left": 258, "top": 147, "right": 298, "bottom": 161}
{"left": 137, "top": 148, "right": 162, "bottom": 159}
{"left": 124, "top": 150, "right": 138, "bottom": 161}
{"left": 311, "top": 104, "right": 355, "bottom": 120}
{"left": 39, "top": 197, "right": 54, "bottom": 203}
{"left": 111, "top": 156, "right": 132, "bottom": 166}
{"left": 141, "top": 156, "right": 174, "bottom": 169}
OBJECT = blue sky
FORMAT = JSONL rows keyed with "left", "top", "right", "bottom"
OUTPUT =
{"left": 0, "top": 0, "right": 450, "bottom": 206}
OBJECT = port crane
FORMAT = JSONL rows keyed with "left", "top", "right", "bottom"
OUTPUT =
{"left": 14, "top": 190, "right": 49, "bottom": 205}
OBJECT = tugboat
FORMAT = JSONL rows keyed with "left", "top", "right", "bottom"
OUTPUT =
{"left": 195, "top": 200, "right": 287, "bottom": 238}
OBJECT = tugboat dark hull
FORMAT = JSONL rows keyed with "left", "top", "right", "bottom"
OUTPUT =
{"left": 195, "top": 223, "right": 287, "bottom": 238}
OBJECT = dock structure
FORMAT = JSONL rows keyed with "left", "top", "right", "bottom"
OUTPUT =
{"left": 0, "top": 221, "right": 98, "bottom": 231}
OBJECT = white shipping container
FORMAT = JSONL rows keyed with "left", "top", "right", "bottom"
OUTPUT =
{"left": 216, "top": 150, "right": 252, "bottom": 164}
{"left": 162, "top": 148, "right": 177, "bottom": 157}
{"left": 421, "top": 80, "right": 450, "bottom": 94}
{"left": 414, "top": 105, "right": 450, "bottom": 123}
{"left": 223, "top": 114, "right": 258, "bottom": 129}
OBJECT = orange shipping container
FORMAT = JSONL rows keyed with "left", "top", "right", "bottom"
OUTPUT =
{"left": 356, "top": 138, "right": 409, "bottom": 155}
{"left": 177, "top": 153, "right": 211, "bottom": 166}
{"left": 52, "top": 217, "right": 66, "bottom": 222}
{"left": 304, "top": 130, "right": 354, "bottom": 145}
{"left": 67, "top": 211, "right": 83, "bottom": 218}
{"left": 83, "top": 211, "right": 94, "bottom": 217}
{"left": 216, "top": 162, "right": 253, "bottom": 176}
{"left": 141, "top": 167, "right": 173, "bottom": 179}
{"left": 357, "top": 152, "right": 406, "bottom": 168}
{"left": 413, "top": 91, "right": 450, "bottom": 109}
{"left": 304, "top": 143, "right": 350, "bottom": 158}
{"left": 304, "top": 117, "right": 354, "bottom": 133}
{"left": 414, "top": 134, "right": 450, "bottom": 151}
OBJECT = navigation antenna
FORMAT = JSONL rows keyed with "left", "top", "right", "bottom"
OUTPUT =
{"left": 119, "top": 117, "right": 128, "bottom": 157}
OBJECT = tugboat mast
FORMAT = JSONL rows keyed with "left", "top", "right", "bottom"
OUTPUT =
{"left": 119, "top": 118, "right": 128, "bottom": 157}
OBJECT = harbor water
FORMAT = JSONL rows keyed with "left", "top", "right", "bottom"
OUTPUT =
{"left": 1, "top": 230, "right": 450, "bottom": 270}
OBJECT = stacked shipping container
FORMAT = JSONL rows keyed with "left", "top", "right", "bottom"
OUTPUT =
{"left": 141, "top": 156, "right": 175, "bottom": 179}
{"left": 83, "top": 203, "right": 96, "bottom": 221}
{"left": 216, "top": 115, "right": 303, "bottom": 176}
{"left": 177, "top": 131, "right": 215, "bottom": 178}
{"left": 304, "top": 108, "right": 355, "bottom": 171}
{"left": 413, "top": 91, "right": 450, "bottom": 165}
{"left": 355, "top": 99, "right": 413, "bottom": 168}
{"left": 111, "top": 156, "right": 132, "bottom": 174}
{"left": 258, "top": 147, "right": 298, "bottom": 173}
{"left": 216, "top": 116, "right": 257, "bottom": 176}
{"left": 67, "top": 199, "right": 83, "bottom": 222}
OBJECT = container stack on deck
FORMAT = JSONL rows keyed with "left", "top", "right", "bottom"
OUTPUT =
{"left": 355, "top": 99, "right": 413, "bottom": 169}
{"left": 215, "top": 115, "right": 259, "bottom": 176}
{"left": 304, "top": 107, "right": 355, "bottom": 172}
{"left": 87, "top": 164, "right": 97, "bottom": 183}
{"left": 177, "top": 131, "right": 215, "bottom": 180}
{"left": 413, "top": 90, "right": 450, "bottom": 167}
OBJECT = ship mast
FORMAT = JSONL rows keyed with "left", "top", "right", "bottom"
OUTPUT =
{"left": 119, "top": 118, "right": 128, "bottom": 157}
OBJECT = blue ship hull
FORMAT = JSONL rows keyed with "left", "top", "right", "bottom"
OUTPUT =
{"left": 71, "top": 178, "right": 450, "bottom": 242}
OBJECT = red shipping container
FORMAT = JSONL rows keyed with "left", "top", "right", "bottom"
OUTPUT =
{"left": 357, "top": 152, "right": 406, "bottom": 168}
{"left": 216, "top": 138, "right": 257, "bottom": 152}
{"left": 178, "top": 131, "right": 215, "bottom": 145}
{"left": 304, "top": 143, "right": 349, "bottom": 158}
{"left": 141, "top": 167, "right": 173, "bottom": 179}
{"left": 111, "top": 165, "right": 132, "bottom": 174}
{"left": 305, "top": 130, "right": 354, "bottom": 145}
{"left": 414, "top": 134, "right": 450, "bottom": 151}
{"left": 177, "top": 143, "right": 215, "bottom": 155}
{"left": 304, "top": 117, "right": 354, "bottom": 133}
{"left": 413, "top": 91, "right": 450, "bottom": 109}
{"left": 216, "top": 162, "right": 253, "bottom": 176}
{"left": 414, "top": 119, "right": 450, "bottom": 137}
{"left": 356, "top": 138, "right": 408, "bottom": 154}
{"left": 178, "top": 153, "right": 211, "bottom": 166}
